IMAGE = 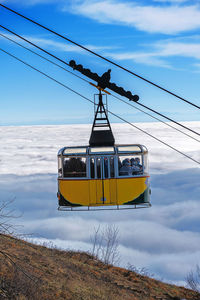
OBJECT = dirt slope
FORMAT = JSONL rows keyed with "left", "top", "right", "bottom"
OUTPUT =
{"left": 0, "top": 234, "right": 199, "bottom": 300}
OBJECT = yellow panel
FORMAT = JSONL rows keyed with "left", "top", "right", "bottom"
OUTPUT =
{"left": 103, "top": 179, "right": 110, "bottom": 204}
{"left": 117, "top": 177, "right": 147, "bottom": 205}
{"left": 109, "top": 179, "right": 117, "bottom": 204}
{"left": 96, "top": 180, "right": 105, "bottom": 205}
{"left": 59, "top": 177, "right": 148, "bottom": 207}
{"left": 89, "top": 180, "right": 97, "bottom": 205}
{"left": 90, "top": 179, "right": 116, "bottom": 205}
{"left": 59, "top": 180, "right": 90, "bottom": 206}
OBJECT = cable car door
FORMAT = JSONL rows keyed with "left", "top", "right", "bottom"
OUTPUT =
{"left": 89, "top": 156, "right": 116, "bottom": 206}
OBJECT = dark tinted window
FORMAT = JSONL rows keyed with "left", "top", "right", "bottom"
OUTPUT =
{"left": 97, "top": 158, "right": 101, "bottom": 179}
{"left": 90, "top": 158, "right": 95, "bottom": 178}
{"left": 104, "top": 158, "right": 108, "bottom": 178}
{"left": 110, "top": 157, "right": 115, "bottom": 178}
{"left": 63, "top": 157, "right": 86, "bottom": 177}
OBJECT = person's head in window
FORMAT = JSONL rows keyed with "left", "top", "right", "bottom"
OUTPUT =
{"left": 123, "top": 158, "right": 131, "bottom": 166}
{"left": 135, "top": 157, "right": 141, "bottom": 165}
{"left": 130, "top": 158, "right": 135, "bottom": 166}
{"left": 119, "top": 158, "right": 132, "bottom": 176}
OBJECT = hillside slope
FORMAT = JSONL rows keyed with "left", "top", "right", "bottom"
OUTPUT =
{"left": 0, "top": 234, "right": 199, "bottom": 300}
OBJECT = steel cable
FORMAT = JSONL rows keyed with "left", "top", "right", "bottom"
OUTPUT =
{"left": 1, "top": 47, "right": 199, "bottom": 165}
{"left": 0, "top": 25, "right": 199, "bottom": 138}
{"left": 0, "top": 3, "right": 200, "bottom": 110}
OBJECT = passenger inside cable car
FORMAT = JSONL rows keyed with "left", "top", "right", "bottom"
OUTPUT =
{"left": 119, "top": 156, "right": 143, "bottom": 176}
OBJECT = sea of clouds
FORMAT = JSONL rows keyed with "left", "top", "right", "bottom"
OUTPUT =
{"left": 0, "top": 121, "right": 199, "bottom": 286}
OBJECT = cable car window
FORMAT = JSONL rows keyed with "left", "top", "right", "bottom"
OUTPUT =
{"left": 90, "top": 147, "right": 115, "bottom": 154}
{"left": 118, "top": 155, "right": 143, "bottom": 176}
{"left": 110, "top": 157, "right": 115, "bottom": 178}
{"left": 63, "top": 157, "right": 86, "bottom": 177}
{"left": 104, "top": 157, "right": 108, "bottom": 178}
{"left": 132, "top": 155, "right": 143, "bottom": 175}
{"left": 117, "top": 145, "right": 142, "bottom": 153}
{"left": 63, "top": 148, "right": 87, "bottom": 155}
{"left": 97, "top": 158, "right": 101, "bottom": 179}
{"left": 90, "top": 158, "right": 95, "bottom": 179}
{"left": 143, "top": 153, "right": 149, "bottom": 174}
{"left": 58, "top": 156, "right": 62, "bottom": 177}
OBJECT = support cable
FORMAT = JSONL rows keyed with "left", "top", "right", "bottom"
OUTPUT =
{"left": 0, "top": 3, "right": 200, "bottom": 110}
{"left": 0, "top": 31, "right": 88, "bottom": 84}
{"left": 111, "top": 94, "right": 200, "bottom": 143}
{"left": 0, "top": 25, "right": 199, "bottom": 138}
{"left": 1, "top": 47, "right": 199, "bottom": 165}
{"left": 135, "top": 100, "right": 200, "bottom": 137}
{"left": 0, "top": 25, "right": 71, "bottom": 67}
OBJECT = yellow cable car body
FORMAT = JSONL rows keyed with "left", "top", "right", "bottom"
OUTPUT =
{"left": 57, "top": 145, "right": 150, "bottom": 210}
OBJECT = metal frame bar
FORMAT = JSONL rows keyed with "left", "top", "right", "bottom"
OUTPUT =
{"left": 58, "top": 203, "right": 151, "bottom": 211}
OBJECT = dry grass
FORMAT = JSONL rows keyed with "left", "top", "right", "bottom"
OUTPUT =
{"left": 0, "top": 233, "right": 199, "bottom": 300}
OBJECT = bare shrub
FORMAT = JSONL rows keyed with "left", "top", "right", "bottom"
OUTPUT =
{"left": 0, "top": 266, "right": 44, "bottom": 300}
{"left": 186, "top": 264, "right": 200, "bottom": 292}
{"left": 127, "top": 263, "right": 154, "bottom": 277}
{"left": 0, "top": 199, "right": 43, "bottom": 299}
{"left": 91, "top": 224, "right": 120, "bottom": 265}
{"left": 0, "top": 198, "right": 19, "bottom": 234}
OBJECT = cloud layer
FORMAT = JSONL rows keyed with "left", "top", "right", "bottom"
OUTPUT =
{"left": 0, "top": 122, "right": 199, "bottom": 285}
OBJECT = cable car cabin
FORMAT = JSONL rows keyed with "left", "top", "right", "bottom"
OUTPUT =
{"left": 57, "top": 89, "right": 150, "bottom": 210}
{"left": 57, "top": 144, "right": 151, "bottom": 210}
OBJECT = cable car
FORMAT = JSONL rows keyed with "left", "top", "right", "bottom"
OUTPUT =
{"left": 57, "top": 91, "right": 151, "bottom": 210}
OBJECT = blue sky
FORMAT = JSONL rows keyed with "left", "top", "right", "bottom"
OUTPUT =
{"left": 0, "top": 0, "right": 200, "bottom": 125}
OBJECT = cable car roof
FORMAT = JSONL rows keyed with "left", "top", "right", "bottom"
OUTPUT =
{"left": 58, "top": 144, "right": 148, "bottom": 156}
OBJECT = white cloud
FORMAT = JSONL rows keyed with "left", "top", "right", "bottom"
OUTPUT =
{"left": 153, "top": 0, "right": 188, "bottom": 3}
{"left": 10, "top": 33, "right": 200, "bottom": 69}
{"left": 0, "top": 122, "right": 199, "bottom": 175}
{"left": 1, "top": 0, "right": 66, "bottom": 5}
{"left": 103, "top": 37, "right": 200, "bottom": 68}
{"left": 105, "top": 50, "right": 172, "bottom": 68}
{"left": 156, "top": 41, "right": 200, "bottom": 59}
{"left": 67, "top": 0, "right": 200, "bottom": 35}
{"left": 4, "top": 0, "right": 200, "bottom": 36}
{"left": 0, "top": 32, "right": 114, "bottom": 54}
{"left": 28, "top": 37, "right": 115, "bottom": 53}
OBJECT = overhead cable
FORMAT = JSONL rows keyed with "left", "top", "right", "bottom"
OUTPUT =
{"left": 1, "top": 31, "right": 199, "bottom": 143}
{"left": 0, "top": 25, "right": 199, "bottom": 138}
{"left": 136, "top": 101, "right": 200, "bottom": 136}
{"left": 1, "top": 47, "right": 199, "bottom": 166}
{"left": 111, "top": 94, "right": 200, "bottom": 143}
{"left": 0, "top": 25, "right": 70, "bottom": 67}
{"left": 0, "top": 3, "right": 200, "bottom": 110}
{"left": 0, "top": 31, "right": 89, "bottom": 84}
